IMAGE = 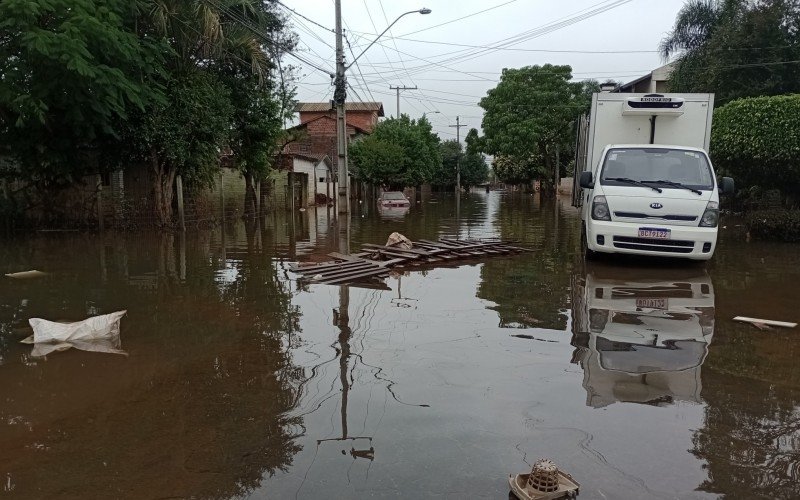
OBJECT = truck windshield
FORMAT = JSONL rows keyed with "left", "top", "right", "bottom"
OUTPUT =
{"left": 599, "top": 148, "right": 714, "bottom": 191}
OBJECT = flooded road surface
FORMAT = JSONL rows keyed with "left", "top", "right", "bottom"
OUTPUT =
{"left": 1, "top": 192, "right": 799, "bottom": 499}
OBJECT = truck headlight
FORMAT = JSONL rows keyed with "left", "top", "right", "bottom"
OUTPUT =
{"left": 699, "top": 201, "right": 719, "bottom": 227}
{"left": 591, "top": 195, "right": 611, "bottom": 221}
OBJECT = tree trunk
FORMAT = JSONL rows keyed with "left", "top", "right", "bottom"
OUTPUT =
{"left": 151, "top": 148, "right": 176, "bottom": 227}
{"left": 243, "top": 172, "right": 257, "bottom": 218}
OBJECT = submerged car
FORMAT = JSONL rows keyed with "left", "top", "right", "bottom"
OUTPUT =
{"left": 378, "top": 191, "right": 410, "bottom": 207}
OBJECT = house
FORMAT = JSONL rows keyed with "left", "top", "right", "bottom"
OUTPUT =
{"left": 617, "top": 62, "right": 675, "bottom": 93}
{"left": 295, "top": 101, "right": 384, "bottom": 133}
{"left": 274, "top": 101, "right": 384, "bottom": 206}
{"left": 267, "top": 152, "right": 333, "bottom": 209}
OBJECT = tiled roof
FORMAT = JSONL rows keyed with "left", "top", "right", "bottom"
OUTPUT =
{"left": 285, "top": 114, "right": 370, "bottom": 134}
{"left": 295, "top": 102, "right": 384, "bottom": 116}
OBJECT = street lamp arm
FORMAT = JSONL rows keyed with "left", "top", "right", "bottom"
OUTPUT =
{"left": 346, "top": 8, "right": 430, "bottom": 70}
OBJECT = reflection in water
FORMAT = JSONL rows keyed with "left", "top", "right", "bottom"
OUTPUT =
{"left": 1, "top": 193, "right": 799, "bottom": 498}
{"left": 571, "top": 263, "right": 715, "bottom": 407}
{"left": 0, "top": 218, "right": 305, "bottom": 498}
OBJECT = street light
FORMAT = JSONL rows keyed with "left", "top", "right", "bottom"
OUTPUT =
{"left": 335, "top": 3, "right": 431, "bottom": 215}
{"left": 346, "top": 8, "right": 432, "bottom": 70}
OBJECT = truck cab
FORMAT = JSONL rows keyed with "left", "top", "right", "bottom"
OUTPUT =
{"left": 573, "top": 94, "right": 734, "bottom": 260}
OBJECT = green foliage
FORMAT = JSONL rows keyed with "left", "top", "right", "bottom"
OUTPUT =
{"left": 349, "top": 115, "right": 441, "bottom": 189}
{"left": 711, "top": 94, "right": 800, "bottom": 197}
{"left": 432, "top": 139, "right": 460, "bottom": 187}
{"left": 460, "top": 151, "right": 489, "bottom": 189}
{"left": 127, "top": 73, "right": 233, "bottom": 185}
{"left": 226, "top": 78, "right": 292, "bottom": 181}
{"left": 492, "top": 155, "right": 546, "bottom": 185}
{"left": 479, "top": 65, "right": 593, "bottom": 187}
{"left": 745, "top": 208, "right": 800, "bottom": 241}
{"left": 430, "top": 139, "right": 489, "bottom": 189}
{"left": 0, "top": 0, "right": 163, "bottom": 186}
{"left": 662, "top": 0, "right": 800, "bottom": 104}
{"left": 0, "top": 0, "right": 296, "bottom": 226}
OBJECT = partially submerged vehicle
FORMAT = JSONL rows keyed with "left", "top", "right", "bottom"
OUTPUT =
{"left": 572, "top": 93, "right": 734, "bottom": 260}
{"left": 377, "top": 191, "right": 410, "bottom": 208}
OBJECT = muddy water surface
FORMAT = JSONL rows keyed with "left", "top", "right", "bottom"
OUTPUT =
{"left": 1, "top": 192, "right": 799, "bottom": 499}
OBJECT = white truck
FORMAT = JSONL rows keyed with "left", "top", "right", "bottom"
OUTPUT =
{"left": 571, "top": 93, "right": 734, "bottom": 260}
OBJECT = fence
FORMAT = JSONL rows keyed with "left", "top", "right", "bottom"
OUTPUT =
{"left": 0, "top": 166, "right": 335, "bottom": 233}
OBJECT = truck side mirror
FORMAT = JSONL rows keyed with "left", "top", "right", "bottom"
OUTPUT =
{"left": 719, "top": 177, "right": 734, "bottom": 195}
{"left": 579, "top": 171, "right": 594, "bottom": 189}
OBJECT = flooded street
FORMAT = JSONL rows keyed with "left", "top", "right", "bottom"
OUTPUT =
{"left": 1, "top": 192, "right": 799, "bottom": 499}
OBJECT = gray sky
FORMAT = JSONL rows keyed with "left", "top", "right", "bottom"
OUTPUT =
{"left": 279, "top": 0, "right": 687, "bottom": 140}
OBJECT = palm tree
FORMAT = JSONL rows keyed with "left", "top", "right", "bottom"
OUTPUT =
{"left": 135, "top": 0, "right": 292, "bottom": 225}
{"left": 660, "top": 0, "right": 723, "bottom": 60}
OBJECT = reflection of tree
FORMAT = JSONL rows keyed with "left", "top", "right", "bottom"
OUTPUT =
{"left": 476, "top": 198, "right": 580, "bottom": 329}
{"left": 0, "top": 228, "right": 304, "bottom": 498}
{"left": 691, "top": 244, "right": 800, "bottom": 498}
{"left": 691, "top": 369, "right": 800, "bottom": 497}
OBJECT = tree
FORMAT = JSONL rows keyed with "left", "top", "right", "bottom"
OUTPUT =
{"left": 661, "top": 0, "right": 800, "bottom": 104}
{"left": 224, "top": 75, "right": 295, "bottom": 217}
{"left": 478, "top": 65, "right": 592, "bottom": 193}
{"left": 349, "top": 115, "right": 440, "bottom": 189}
{"left": 460, "top": 151, "right": 489, "bottom": 189}
{"left": 126, "top": 0, "right": 293, "bottom": 226}
{"left": 0, "top": 0, "right": 162, "bottom": 197}
{"left": 124, "top": 72, "right": 233, "bottom": 225}
{"left": 432, "top": 140, "right": 460, "bottom": 188}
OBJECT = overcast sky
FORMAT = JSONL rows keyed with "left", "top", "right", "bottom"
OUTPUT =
{"left": 278, "top": 0, "right": 687, "bottom": 140}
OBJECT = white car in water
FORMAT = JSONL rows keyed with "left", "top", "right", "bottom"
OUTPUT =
{"left": 378, "top": 191, "right": 410, "bottom": 208}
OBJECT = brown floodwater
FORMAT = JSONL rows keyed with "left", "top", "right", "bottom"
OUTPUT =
{"left": 1, "top": 192, "right": 798, "bottom": 499}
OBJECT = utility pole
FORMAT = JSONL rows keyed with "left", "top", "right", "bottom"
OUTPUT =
{"left": 389, "top": 85, "right": 417, "bottom": 118}
{"left": 334, "top": 0, "right": 348, "bottom": 214}
{"left": 449, "top": 116, "right": 466, "bottom": 193}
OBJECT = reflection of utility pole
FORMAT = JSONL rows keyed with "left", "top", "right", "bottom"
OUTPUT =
{"left": 389, "top": 85, "right": 417, "bottom": 117}
{"left": 449, "top": 116, "right": 467, "bottom": 194}
{"left": 336, "top": 283, "right": 350, "bottom": 438}
{"left": 323, "top": 281, "right": 373, "bottom": 460}
{"left": 334, "top": 0, "right": 349, "bottom": 215}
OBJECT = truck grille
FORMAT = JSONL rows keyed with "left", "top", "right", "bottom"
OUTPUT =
{"left": 612, "top": 236, "right": 695, "bottom": 253}
{"left": 614, "top": 212, "right": 698, "bottom": 222}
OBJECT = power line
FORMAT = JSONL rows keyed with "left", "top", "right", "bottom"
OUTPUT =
{"left": 275, "top": 0, "right": 335, "bottom": 33}
{"left": 343, "top": 34, "right": 376, "bottom": 102}
{"left": 208, "top": 0, "right": 334, "bottom": 76}
{"left": 377, "top": 0, "right": 439, "bottom": 115}
{"left": 397, "top": 0, "right": 521, "bottom": 37}
{"left": 350, "top": 0, "right": 635, "bottom": 80}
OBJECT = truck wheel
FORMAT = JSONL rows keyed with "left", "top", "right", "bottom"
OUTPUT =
{"left": 581, "top": 223, "right": 596, "bottom": 261}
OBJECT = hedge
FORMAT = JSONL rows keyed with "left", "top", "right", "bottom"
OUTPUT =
{"left": 745, "top": 209, "right": 800, "bottom": 242}
{"left": 711, "top": 94, "right": 800, "bottom": 198}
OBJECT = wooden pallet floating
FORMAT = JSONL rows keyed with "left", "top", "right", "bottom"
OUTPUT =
{"left": 289, "top": 238, "right": 532, "bottom": 285}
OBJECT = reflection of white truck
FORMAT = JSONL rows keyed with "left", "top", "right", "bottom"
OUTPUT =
{"left": 570, "top": 265, "right": 714, "bottom": 408}
{"left": 572, "top": 93, "right": 734, "bottom": 260}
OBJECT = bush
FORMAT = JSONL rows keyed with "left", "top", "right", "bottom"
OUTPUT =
{"left": 745, "top": 209, "right": 800, "bottom": 242}
{"left": 711, "top": 94, "right": 800, "bottom": 201}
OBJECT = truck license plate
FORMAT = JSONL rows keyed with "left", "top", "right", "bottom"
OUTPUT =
{"left": 636, "top": 297, "right": 668, "bottom": 309}
{"left": 639, "top": 227, "right": 670, "bottom": 239}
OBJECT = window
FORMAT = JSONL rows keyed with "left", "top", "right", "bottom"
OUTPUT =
{"left": 319, "top": 177, "right": 326, "bottom": 183}
{"left": 600, "top": 147, "right": 714, "bottom": 190}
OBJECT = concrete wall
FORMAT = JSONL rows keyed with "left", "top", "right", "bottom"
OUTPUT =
{"left": 291, "top": 158, "right": 317, "bottom": 205}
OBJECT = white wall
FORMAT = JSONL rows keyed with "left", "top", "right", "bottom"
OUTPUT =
{"left": 291, "top": 158, "right": 317, "bottom": 205}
